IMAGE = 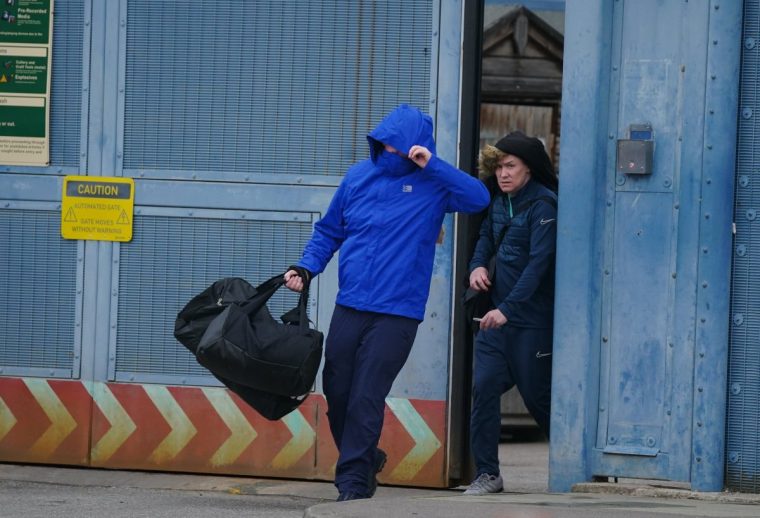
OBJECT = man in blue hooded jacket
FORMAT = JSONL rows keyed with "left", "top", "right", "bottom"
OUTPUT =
{"left": 284, "top": 104, "right": 490, "bottom": 501}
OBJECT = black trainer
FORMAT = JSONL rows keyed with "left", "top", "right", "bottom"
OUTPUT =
{"left": 336, "top": 491, "right": 367, "bottom": 502}
{"left": 366, "top": 448, "right": 388, "bottom": 497}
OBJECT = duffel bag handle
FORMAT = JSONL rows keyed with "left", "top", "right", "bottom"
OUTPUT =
{"left": 281, "top": 266, "right": 313, "bottom": 331}
{"left": 239, "top": 273, "right": 286, "bottom": 316}
{"left": 239, "top": 272, "right": 313, "bottom": 332}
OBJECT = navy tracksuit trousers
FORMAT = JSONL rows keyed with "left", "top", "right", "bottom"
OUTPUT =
{"left": 470, "top": 324, "right": 553, "bottom": 477}
{"left": 323, "top": 304, "right": 419, "bottom": 495}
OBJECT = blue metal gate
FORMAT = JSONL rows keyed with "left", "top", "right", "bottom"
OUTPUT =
{"left": 0, "top": 0, "right": 469, "bottom": 484}
{"left": 0, "top": 0, "right": 459, "bottom": 387}
{"left": 101, "top": 0, "right": 438, "bottom": 388}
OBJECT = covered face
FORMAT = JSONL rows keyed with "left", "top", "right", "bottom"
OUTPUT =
{"left": 367, "top": 104, "right": 437, "bottom": 176}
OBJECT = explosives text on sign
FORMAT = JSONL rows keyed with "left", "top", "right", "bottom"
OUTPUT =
{"left": 61, "top": 176, "right": 135, "bottom": 242}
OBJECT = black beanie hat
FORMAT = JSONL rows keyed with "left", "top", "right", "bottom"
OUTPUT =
{"left": 494, "top": 131, "right": 558, "bottom": 193}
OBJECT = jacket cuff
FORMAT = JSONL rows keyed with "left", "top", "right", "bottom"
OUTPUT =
{"left": 497, "top": 302, "right": 513, "bottom": 322}
{"left": 288, "top": 265, "right": 312, "bottom": 283}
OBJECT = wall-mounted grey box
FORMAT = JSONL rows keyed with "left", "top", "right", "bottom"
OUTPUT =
{"left": 616, "top": 139, "right": 653, "bottom": 175}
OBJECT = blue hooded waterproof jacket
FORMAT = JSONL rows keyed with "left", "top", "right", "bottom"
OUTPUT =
{"left": 296, "top": 105, "right": 490, "bottom": 320}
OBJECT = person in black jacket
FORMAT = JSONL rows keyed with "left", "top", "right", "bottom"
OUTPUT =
{"left": 463, "top": 131, "right": 558, "bottom": 495}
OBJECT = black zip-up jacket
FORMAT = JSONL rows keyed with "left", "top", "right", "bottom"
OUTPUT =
{"left": 468, "top": 178, "right": 557, "bottom": 328}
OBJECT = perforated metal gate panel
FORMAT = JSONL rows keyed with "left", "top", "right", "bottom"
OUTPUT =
{"left": 49, "top": 0, "right": 85, "bottom": 168}
{"left": 114, "top": 0, "right": 435, "bottom": 386}
{"left": 727, "top": 0, "right": 760, "bottom": 494}
{"left": 122, "top": 0, "right": 432, "bottom": 177}
{"left": 112, "top": 210, "right": 313, "bottom": 384}
{"left": 0, "top": 0, "right": 85, "bottom": 378}
{"left": 0, "top": 208, "right": 78, "bottom": 376}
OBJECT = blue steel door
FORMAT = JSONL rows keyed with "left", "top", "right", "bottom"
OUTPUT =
{"left": 551, "top": 0, "right": 741, "bottom": 491}
{"left": 594, "top": 0, "right": 739, "bottom": 484}
{"left": 593, "top": 1, "right": 704, "bottom": 480}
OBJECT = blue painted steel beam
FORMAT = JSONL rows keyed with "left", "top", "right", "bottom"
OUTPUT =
{"left": 690, "top": 0, "right": 742, "bottom": 492}
{"left": 549, "top": 0, "right": 613, "bottom": 492}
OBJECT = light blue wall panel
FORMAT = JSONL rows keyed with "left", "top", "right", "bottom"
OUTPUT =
{"left": 0, "top": 1, "right": 90, "bottom": 376}
{"left": 93, "top": 0, "right": 460, "bottom": 402}
{"left": 0, "top": 0, "right": 464, "bottom": 409}
{"left": 0, "top": 0, "right": 89, "bottom": 378}
{"left": 604, "top": 192, "right": 672, "bottom": 456}
{"left": 0, "top": 203, "right": 82, "bottom": 378}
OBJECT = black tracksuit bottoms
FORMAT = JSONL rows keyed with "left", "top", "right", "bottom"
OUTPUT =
{"left": 470, "top": 324, "right": 553, "bottom": 477}
{"left": 322, "top": 304, "right": 420, "bottom": 495}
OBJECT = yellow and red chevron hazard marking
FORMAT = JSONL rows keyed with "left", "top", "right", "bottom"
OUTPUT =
{"left": 0, "top": 377, "right": 446, "bottom": 487}
{"left": 313, "top": 397, "right": 447, "bottom": 487}
{"left": 0, "top": 378, "right": 91, "bottom": 464}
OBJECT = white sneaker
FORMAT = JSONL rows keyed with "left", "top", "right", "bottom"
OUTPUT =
{"left": 463, "top": 473, "right": 504, "bottom": 495}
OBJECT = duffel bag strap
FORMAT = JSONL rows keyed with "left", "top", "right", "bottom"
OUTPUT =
{"left": 286, "top": 265, "right": 313, "bottom": 332}
{"left": 239, "top": 273, "right": 286, "bottom": 315}
{"left": 297, "top": 285, "right": 310, "bottom": 332}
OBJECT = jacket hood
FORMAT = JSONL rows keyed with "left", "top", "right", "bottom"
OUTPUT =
{"left": 367, "top": 104, "right": 437, "bottom": 163}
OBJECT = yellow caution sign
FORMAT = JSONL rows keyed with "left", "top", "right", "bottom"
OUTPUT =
{"left": 61, "top": 176, "right": 135, "bottom": 242}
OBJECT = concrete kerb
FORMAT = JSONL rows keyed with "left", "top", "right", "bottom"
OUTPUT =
{"left": 303, "top": 489, "right": 760, "bottom": 518}
{"left": 572, "top": 482, "right": 760, "bottom": 505}
{"left": 303, "top": 478, "right": 760, "bottom": 518}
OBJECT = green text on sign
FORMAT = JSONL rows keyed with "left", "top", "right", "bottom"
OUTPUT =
{"left": 0, "top": 103, "right": 45, "bottom": 137}
{"left": 0, "top": 54, "right": 48, "bottom": 94}
{"left": 0, "top": 0, "right": 52, "bottom": 45}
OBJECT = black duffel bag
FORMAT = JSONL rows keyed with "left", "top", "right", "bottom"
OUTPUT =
{"left": 174, "top": 274, "right": 322, "bottom": 420}
{"left": 175, "top": 276, "right": 260, "bottom": 354}
{"left": 209, "top": 374, "right": 307, "bottom": 421}
{"left": 196, "top": 274, "right": 323, "bottom": 398}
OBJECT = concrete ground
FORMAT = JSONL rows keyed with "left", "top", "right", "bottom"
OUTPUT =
{"left": 2, "top": 440, "right": 759, "bottom": 518}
